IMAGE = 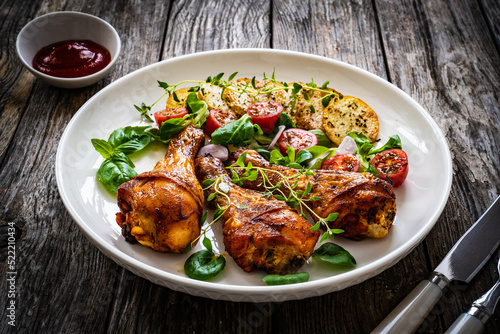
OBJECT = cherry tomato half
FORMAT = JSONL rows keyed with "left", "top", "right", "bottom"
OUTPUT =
{"left": 278, "top": 128, "right": 318, "bottom": 155}
{"left": 247, "top": 101, "right": 283, "bottom": 134}
{"left": 154, "top": 107, "right": 189, "bottom": 128}
{"left": 205, "top": 109, "right": 237, "bottom": 136}
{"left": 370, "top": 148, "right": 409, "bottom": 187}
{"left": 321, "top": 153, "right": 360, "bottom": 172}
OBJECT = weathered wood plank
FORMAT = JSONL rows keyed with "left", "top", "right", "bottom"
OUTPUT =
{"left": 374, "top": 0, "right": 500, "bottom": 332}
{"left": 162, "top": 0, "right": 271, "bottom": 58}
{"left": 0, "top": 0, "right": 45, "bottom": 164}
{"left": 273, "top": 0, "right": 387, "bottom": 78}
{"left": 0, "top": 1, "right": 172, "bottom": 333}
{"left": 1, "top": 0, "right": 499, "bottom": 333}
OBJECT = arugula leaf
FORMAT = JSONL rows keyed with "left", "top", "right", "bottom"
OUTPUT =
{"left": 211, "top": 114, "right": 262, "bottom": 146}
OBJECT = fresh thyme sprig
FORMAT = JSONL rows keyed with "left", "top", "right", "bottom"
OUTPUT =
{"left": 135, "top": 71, "right": 340, "bottom": 121}
{"left": 184, "top": 175, "right": 248, "bottom": 253}
{"left": 228, "top": 152, "right": 343, "bottom": 242}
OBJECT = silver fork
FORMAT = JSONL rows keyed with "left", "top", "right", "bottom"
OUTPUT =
{"left": 445, "top": 257, "right": 500, "bottom": 333}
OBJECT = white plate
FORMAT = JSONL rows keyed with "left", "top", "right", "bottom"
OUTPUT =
{"left": 55, "top": 49, "right": 452, "bottom": 302}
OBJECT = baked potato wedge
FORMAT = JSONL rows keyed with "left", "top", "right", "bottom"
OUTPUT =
{"left": 322, "top": 95, "right": 379, "bottom": 146}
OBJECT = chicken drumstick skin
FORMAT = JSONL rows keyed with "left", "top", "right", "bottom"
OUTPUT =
{"left": 116, "top": 125, "right": 205, "bottom": 253}
{"left": 228, "top": 148, "right": 396, "bottom": 240}
{"left": 195, "top": 156, "right": 319, "bottom": 275}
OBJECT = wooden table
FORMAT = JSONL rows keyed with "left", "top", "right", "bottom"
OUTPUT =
{"left": 1, "top": 0, "right": 499, "bottom": 333}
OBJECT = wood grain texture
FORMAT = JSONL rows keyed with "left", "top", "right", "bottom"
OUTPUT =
{"left": 162, "top": 0, "right": 270, "bottom": 58}
{"left": 374, "top": 0, "right": 500, "bottom": 332}
{"left": 0, "top": 0, "right": 499, "bottom": 333}
{"left": 273, "top": 0, "right": 387, "bottom": 77}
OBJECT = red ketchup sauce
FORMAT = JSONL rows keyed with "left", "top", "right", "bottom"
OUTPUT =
{"left": 32, "top": 40, "right": 111, "bottom": 78}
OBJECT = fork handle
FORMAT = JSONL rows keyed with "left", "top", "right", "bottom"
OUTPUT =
{"left": 445, "top": 311, "right": 484, "bottom": 334}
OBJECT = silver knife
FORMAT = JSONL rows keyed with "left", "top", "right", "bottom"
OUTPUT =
{"left": 372, "top": 195, "right": 500, "bottom": 334}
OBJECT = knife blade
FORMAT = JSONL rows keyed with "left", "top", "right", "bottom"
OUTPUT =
{"left": 372, "top": 195, "right": 500, "bottom": 334}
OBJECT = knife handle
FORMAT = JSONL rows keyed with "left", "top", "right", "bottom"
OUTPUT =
{"left": 372, "top": 274, "right": 448, "bottom": 334}
{"left": 444, "top": 312, "right": 484, "bottom": 334}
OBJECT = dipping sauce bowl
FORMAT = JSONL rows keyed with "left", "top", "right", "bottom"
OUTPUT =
{"left": 16, "top": 11, "right": 121, "bottom": 89}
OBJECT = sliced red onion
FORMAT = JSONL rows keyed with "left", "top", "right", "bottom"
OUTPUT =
{"left": 267, "top": 125, "right": 286, "bottom": 151}
{"left": 335, "top": 136, "right": 357, "bottom": 155}
{"left": 198, "top": 144, "right": 229, "bottom": 161}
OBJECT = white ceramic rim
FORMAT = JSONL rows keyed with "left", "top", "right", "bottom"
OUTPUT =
{"left": 55, "top": 48, "right": 453, "bottom": 301}
{"left": 15, "top": 11, "right": 121, "bottom": 83}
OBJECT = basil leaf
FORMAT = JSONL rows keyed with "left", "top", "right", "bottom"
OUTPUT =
{"left": 91, "top": 139, "right": 114, "bottom": 159}
{"left": 108, "top": 126, "right": 152, "bottom": 155}
{"left": 262, "top": 272, "right": 310, "bottom": 285}
{"left": 347, "top": 131, "right": 371, "bottom": 147}
{"left": 287, "top": 163, "right": 303, "bottom": 169}
{"left": 309, "top": 129, "right": 332, "bottom": 148}
{"left": 96, "top": 153, "right": 138, "bottom": 193}
{"left": 295, "top": 149, "right": 313, "bottom": 164}
{"left": 158, "top": 114, "right": 190, "bottom": 141}
{"left": 274, "top": 112, "right": 295, "bottom": 130}
{"left": 254, "top": 148, "right": 271, "bottom": 160}
{"left": 313, "top": 243, "right": 356, "bottom": 267}
{"left": 269, "top": 149, "right": 287, "bottom": 165}
{"left": 184, "top": 249, "right": 226, "bottom": 281}
{"left": 211, "top": 114, "right": 257, "bottom": 146}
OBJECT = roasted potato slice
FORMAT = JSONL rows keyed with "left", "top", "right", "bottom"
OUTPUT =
{"left": 222, "top": 78, "right": 289, "bottom": 117}
{"left": 322, "top": 95, "right": 379, "bottom": 146}
{"left": 197, "top": 83, "right": 233, "bottom": 113}
{"left": 166, "top": 87, "right": 191, "bottom": 109}
{"left": 282, "top": 83, "right": 342, "bottom": 131}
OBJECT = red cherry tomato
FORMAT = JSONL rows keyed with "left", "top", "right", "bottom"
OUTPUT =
{"left": 247, "top": 101, "right": 283, "bottom": 134}
{"left": 205, "top": 109, "right": 237, "bottom": 136}
{"left": 278, "top": 128, "right": 318, "bottom": 155}
{"left": 154, "top": 107, "right": 189, "bottom": 128}
{"left": 370, "top": 149, "right": 409, "bottom": 187}
{"left": 321, "top": 153, "right": 360, "bottom": 172}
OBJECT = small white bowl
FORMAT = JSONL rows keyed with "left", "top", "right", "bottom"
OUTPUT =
{"left": 16, "top": 11, "right": 121, "bottom": 89}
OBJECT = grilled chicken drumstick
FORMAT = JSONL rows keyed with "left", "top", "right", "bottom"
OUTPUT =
{"left": 195, "top": 156, "right": 319, "bottom": 275}
{"left": 116, "top": 126, "right": 205, "bottom": 253}
{"left": 228, "top": 149, "right": 396, "bottom": 240}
